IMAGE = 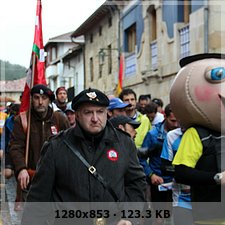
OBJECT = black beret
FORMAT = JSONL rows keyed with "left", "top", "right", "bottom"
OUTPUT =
{"left": 180, "top": 53, "right": 225, "bottom": 67}
{"left": 31, "top": 84, "right": 55, "bottom": 102}
{"left": 72, "top": 88, "right": 109, "bottom": 110}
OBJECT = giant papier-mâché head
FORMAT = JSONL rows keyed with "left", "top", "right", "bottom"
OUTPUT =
{"left": 170, "top": 53, "right": 225, "bottom": 133}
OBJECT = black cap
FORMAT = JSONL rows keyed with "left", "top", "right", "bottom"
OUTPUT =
{"left": 109, "top": 115, "right": 141, "bottom": 129}
{"left": 31, "top": 84, "right": 55, "bottom": 102}
{"left": 72, "top": 88, "right": 109, "bottom": 110}
{"left": 180, "top": 53, "right": 225, "bottom": 67}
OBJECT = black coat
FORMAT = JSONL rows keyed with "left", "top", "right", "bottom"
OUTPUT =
{"left": 22, "top": 122, "right": 147, "bottom": 225}
{"left": 26, "top": 122, "right": 146, "bottom": 202}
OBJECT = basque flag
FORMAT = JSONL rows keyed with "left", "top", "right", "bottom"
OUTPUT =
{"left": 20, "top": 0, "right": 46, "bottom": 113}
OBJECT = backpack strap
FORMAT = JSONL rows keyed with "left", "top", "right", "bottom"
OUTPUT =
{"left": 194, "top": 126, "right": 224, "bottom": 171}
{"left": 194, "top": 126, "right": 220, "bottom": 147}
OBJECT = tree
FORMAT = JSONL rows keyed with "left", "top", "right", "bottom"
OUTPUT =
{"left": 0, "top": 60, "right": 26, "bottom": 81}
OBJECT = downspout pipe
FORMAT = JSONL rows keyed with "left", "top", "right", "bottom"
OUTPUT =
{"left": 114, "top": 4, "right": 121, "bottom": 89}
{"left": 204, "top": 0, "right": 209, "bottom": 53}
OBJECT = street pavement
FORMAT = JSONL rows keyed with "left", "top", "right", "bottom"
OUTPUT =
{"left": 1, "top": 175, "right": 22, "bottom": 225}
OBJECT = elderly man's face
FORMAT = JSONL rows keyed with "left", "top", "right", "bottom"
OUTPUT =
{"left": 75, "top": 103, "right": 107, "bottom": 135}
{"left": 32, "top": 93, "right": 50, "bottom": 114}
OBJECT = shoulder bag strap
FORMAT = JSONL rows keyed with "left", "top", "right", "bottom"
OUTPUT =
{"left": 63, "top": 139, "right": 120, "bottom": 202}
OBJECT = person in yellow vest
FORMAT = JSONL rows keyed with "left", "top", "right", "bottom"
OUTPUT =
{"left": 119, "top": 88, "right": 151, "bottom": 148}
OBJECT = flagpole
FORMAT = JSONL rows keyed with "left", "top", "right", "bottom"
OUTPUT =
{"left": 21, "top": 0, "right": 46, "bottom": 166}
{"left": 25, "top": 54, "right": 36, "bottom": 166}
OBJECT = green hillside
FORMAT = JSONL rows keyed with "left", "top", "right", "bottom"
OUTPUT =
{"left": 0, "top": 60, "right": 27, "bottom": 80}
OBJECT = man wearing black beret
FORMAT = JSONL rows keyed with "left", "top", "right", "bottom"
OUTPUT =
{"left": 22, "top": 88, "right": 147, "bottom": 225}
{"left": 9, "top": 84, "right": 70, "bottom": 207}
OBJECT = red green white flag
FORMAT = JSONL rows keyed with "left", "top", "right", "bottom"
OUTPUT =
{"left": 20, "top": 0, "right": 46, "bottom": 113}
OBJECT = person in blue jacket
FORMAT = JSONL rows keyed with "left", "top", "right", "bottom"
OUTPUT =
{"left": 139, "top": 104, "right": 179, "bottom": 225}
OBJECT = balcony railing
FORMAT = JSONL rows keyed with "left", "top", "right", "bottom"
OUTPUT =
{"left": 45, "top": 65, "right": 57, "bottom": 78}
{"left": 179, "top": 25, "right": 190, "bottom": 58}
{"left": 125, "top": 52, "right": 136, "bottom": 77}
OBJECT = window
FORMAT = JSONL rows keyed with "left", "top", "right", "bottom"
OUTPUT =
{"left": 108, "top": 17, "right": 112, "bottom": 27}
{"left": 99, "top": 64, "right": 102, "bottom": 78}
{"left": 51, "top": 46, "right": 57, "bottom": 61}
{"left": 151, "top": 8, "right": 157, "bottom": 40}
{"left": 67, "top": 61, "right": 71, "bottom": 69}
{"left": 90, "top": 57, "right": 94, "bottom": 82}
{"left": 90, "top": 34, "right": 93, "bottom": 43}
{"left": 99, "top": 26, "right": 102, "bottom": 36}
{"left": 108, "top": 45, "right": 112, "bottom": 74}
{"left": 179, "top": 25, "right": 190, "bottom": 58}
{"left": 147, "top": 5, "right": 157, "bottom": 41}
{"left": 125, "top": 23, "right": 136, "bottom": 53}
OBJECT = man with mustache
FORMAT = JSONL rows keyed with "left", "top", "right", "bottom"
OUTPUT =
{"left": 21, "top": 88, "right": 146, "bottom": 225}
{"left": 9, "top": 84, "right": 70, "bottom": 196}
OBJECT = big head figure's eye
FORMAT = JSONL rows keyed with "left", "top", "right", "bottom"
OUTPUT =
{"left": 205, "top": 67, "right": 225, "bottom": 83}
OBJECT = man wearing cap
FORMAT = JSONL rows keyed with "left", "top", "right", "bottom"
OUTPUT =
{"left": 22, "top": 88, "right": 146, "bottom": 225}
{"left": 107, "top": 97, "right": 131, "bottom": 118}
{"left": 9, "top": 84, "right": 70, "bottom": 192}
{"left": 53, "top": 86, "right": 68, "bottom": 112}
{"left": 65, "top": 102, "right": 76, "bottom": 127}
{"left": 109, "top": 115, "right": 140, "bottom": 140}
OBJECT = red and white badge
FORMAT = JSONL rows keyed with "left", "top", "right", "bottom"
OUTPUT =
{"left": 107, "top": 149, "right": 118, "bottom": 161}
{"left": 51, "top": 125, "right": 58, "bottom": 135}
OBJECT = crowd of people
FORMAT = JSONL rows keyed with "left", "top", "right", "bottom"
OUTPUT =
{"left": 0, "top": 53, "right": 225, "bottom": 225}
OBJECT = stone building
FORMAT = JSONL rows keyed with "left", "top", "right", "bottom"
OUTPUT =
{"left": 71, "top": 0, "right": 225, "bottom": 104}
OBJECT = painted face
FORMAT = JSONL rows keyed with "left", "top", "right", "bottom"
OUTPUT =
{"left": 170, "top": 57, "right": 225, "bottom": 133}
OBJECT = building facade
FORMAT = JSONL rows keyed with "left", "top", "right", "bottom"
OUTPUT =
{"left": 45, "top": 32, "right": 85, "bottom": 96}
{"left": 72, "top": 3, "right": 121, "bottom": 96}
{"left": 71, "top": 0, "right": 224, "bottom": 104}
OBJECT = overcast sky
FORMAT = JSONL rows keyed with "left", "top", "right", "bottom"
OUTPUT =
{"left": 0, "top": 0, "right": 105, "bottom": 68}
